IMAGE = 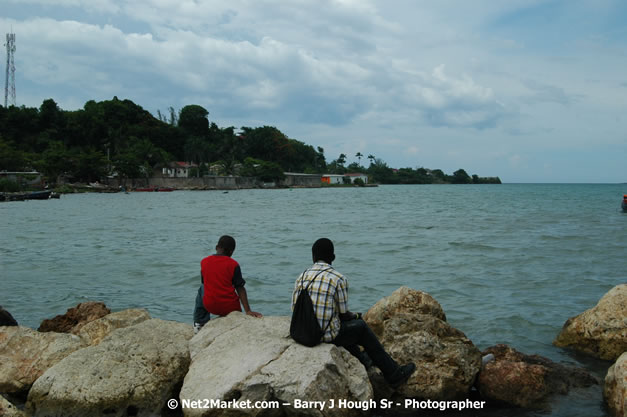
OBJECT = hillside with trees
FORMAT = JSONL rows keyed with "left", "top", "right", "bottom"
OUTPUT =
{"left": 0, "top": 97, "right": 500, "bottom": 188}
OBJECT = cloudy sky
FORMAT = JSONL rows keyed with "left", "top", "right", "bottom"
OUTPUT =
{"left": 3, "top": 0, "right": 626, "bottom": 182}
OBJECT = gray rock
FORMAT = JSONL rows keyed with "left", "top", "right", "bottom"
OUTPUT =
{"left": 364, "top": 286, "right": 482, "bottom": 400}
{"left": 554, "top": 284, "right": 627, "bottom": 361}
{"left": 26, "top": 318, "right": 193, "bottom": 417}
{"left": 181, "top": 312, "right": 373, "bottom": 417}
{"left": 0, "top": 326, "right": 84, "bottom": 394}
{"left": 604, "top": 351, "right": 627, "bottom": 417}
{"left": 76, "top": 308, "right": 151, "bottom": 346}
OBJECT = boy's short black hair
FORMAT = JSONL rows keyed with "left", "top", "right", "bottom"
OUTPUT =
{"left": 312, "top": 238, "right": 335, "bottom": 263}
{"left": 217, "top": 235, "right": 236, "bottom": 252}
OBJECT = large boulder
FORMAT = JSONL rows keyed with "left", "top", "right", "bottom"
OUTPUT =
{"left": 477, "top": 344, "right": 598, "bottom": 409}
{"left": 76, "top": 308, "right": 151, "bottom": 346}
{"left": 554, "top": 284, "right": 627, "bottom": 360}
{"left": 364, "top": 286, "right": 446, "bottom": 336}
{"left": 364, "top": 287, "right": 482, "bottom": 400}
{"left": 38, "top": 301, "right": 111, "bottom": 333}
{"left": 0, "top": 305, "right": 18, "bottom": 326}
{"left": 604, "top": 351, "right": 627, "bottom": 417}
{"left": 26, "top": 319, "right": 193, "bottom": 417}
{"left": 181, "top": 312, "right": 373, "bottom": 417}
{"left": 0, "top": 326, "right": 84, "bottom": 394}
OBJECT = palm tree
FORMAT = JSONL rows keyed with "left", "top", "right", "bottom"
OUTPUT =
{"left": 355, "top": 152, "right": 363, "bottom": 166}
{"left": 338, "top": 153, "right": 347, "bottom": 167}
{"left": 368, "top": 154, "right": 375, "bottom": 166}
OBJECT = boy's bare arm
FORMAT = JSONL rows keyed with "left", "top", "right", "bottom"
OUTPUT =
{"left": 235, "top": 286, "right": 262, "bottom": 317}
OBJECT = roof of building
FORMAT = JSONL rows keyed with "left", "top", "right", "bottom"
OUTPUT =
{"left": 170, "top": 161, "right": 197, "bottom": 168}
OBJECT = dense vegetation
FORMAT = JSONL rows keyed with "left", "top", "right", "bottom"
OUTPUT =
{"left": 0, "top": 97, "right": 500, "bottom": 186}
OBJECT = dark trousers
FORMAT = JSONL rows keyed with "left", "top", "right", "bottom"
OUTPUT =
{"left": 333, "top": 318, "right": 398, "bottom": 377}
{"left": 193, "top": 285, "right": 211, "bottom": 325}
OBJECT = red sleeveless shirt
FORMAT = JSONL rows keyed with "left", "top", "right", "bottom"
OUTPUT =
{"left": 201, "top": 255, "right": 242, "bottom": 316}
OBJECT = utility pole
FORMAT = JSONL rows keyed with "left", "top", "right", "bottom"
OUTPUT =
{"left": 4, "top": 31, "right": 16, "bottom": 108}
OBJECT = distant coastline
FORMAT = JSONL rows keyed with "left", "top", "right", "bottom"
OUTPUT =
{"left": 0, "top": 97, "right": 501, "bottom": 192}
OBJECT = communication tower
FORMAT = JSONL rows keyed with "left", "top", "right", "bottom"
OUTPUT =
{"left": 4, "top": 32, "right": 16, "bottom": 107}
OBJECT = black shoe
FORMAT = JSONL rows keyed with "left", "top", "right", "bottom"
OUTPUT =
{"left": 387, "top": 362, "right": 416, "bottom": 387}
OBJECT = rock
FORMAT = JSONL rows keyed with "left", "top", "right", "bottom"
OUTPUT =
{"left": 604, "top": 351, "right": 627, "bottom": 417}
{"left": 76, "top": 308, "right": 151, "bottom": 346}
{"left": 181, "top": 312, "right": 373, "bottom": 417}
{"left": 363, "top": 286, "right": 446, "bottom": 337}
{"left": 0, "top": 305, "right": 18, "bottom": 326}
{"left": 554, "top": 284, "right": 627, "bottom": 361}
{"left": 38, "top": 301, "right": 111, "bottom": 333}
{"left": 477, "top": 344, "right": 598, "bottom": 409}
{"left": 26, "top": 319, "right": 193, "bottom": 417}
{"left": 0, "top": 326, "right": 85, "bottom": 394}
{"left": 363, "top": 286, "right": 481, "bottom": 400}
{"left": 0, "top": 394, "right": 28, "bottom": 417}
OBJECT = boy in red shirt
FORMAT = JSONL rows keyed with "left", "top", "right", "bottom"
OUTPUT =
{"left": 193, "top": 235, "right": 262, "bottom": 333}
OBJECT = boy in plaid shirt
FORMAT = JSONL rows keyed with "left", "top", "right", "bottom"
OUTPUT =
{"left": 292, "top": 238, "right": 415, "bottom": 387}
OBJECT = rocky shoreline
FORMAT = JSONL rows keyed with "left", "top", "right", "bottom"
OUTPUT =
{"left": 1, "top": 284, "right": 625, "bottom": 417}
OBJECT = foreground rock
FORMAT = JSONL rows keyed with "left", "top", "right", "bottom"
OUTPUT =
{"left": 76, "top": 308, "right": 151, "bottom": 346}
{"left": 477, "top": 344, "right": 598, "bottom": 409}
{"left": 554, "top": 284, "right": 627, "bottom": 360}
{"left": 364, "top": 286, "right": 482, "bottom": 400}
{"left": 26, "top": 319, "right": 193, "bottom": 417}
{"left": 38, "top": 301, "right": 111, "bottom": 333}
{"left": 604, "top": 352, "right": 627, "bottom": 417}
{"left": 0, "top": 305, "right": 18, "bottom": 326}
{"left": 182, "top": 312, "right": 372, "bottom": 417}
{"left": 0, "top": 326, "right": 84, "bottom": 394}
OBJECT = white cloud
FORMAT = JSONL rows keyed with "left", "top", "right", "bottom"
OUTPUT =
{"left": 3, "top": 0, "right": 627, "bottom": 181}
{"left": 7, "top": 0, "right": 120, "bottom": 13}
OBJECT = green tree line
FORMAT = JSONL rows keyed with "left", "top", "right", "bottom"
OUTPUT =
{"left": 0, "top": 97, "right": 500, "bottom": 185}
{"left": 325, "top": 153, "right": 500, "bottom": 184}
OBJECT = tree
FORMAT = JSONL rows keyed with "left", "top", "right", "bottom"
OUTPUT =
{"left": 355, "top": 152, "right": 363, "bottom": 166}
{"left": 239, "top": 157, "right": 285, "bottom": 182}
{"left": 337, "top": 153, "right": 347, "bottom": 167}
{"left": 39, "top": 98, "right": 65, "bottom": 133}
{"left": 112, "top": 150, "right": 143, "bottom": 182}
{"left": 71, "top": 148, "right": 108, "bottom": 182}
{"left": 452, "top": 169, "right": 472, "bottom": 184}
{"left": 430, "top": 169, "right": 446, "bottom": 183}
{"left": 0, "top": 139, "right": 29, "bottom": 171}
{"left": 36, "top": 141, "right": 72, "bottom": 181}
{"left": 178, "top": 105, "right": 209, "bottom": 137}
{"left": 347, "top": 162, "right": 366, "bottom": 173}
{"left": 367, "top": 158, "right": 396, "bottom": 184}
{"left": 367, "top": 154, "right": 375, "bottom": 166}
{"left": 184, "top": 136, "right": 211, "bottom": 171}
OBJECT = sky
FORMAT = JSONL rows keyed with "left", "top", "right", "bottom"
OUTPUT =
{"left": 2, "top": 0, "right": 626, "bottom": 183}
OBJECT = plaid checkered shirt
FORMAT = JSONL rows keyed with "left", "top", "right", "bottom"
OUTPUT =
{"left": 291, "top": 261, "right": 348, "bottom": 342}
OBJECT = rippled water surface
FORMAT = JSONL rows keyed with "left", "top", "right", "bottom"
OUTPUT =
{"left": 2, "top": 184, "right": 626, "bottom": 416}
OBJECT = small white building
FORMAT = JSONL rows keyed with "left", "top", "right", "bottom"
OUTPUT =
{"left": 344, "top": 173, "right": 368, "bottom": 184}
{"left": 161, "top": 161, "right": 197, "bottom": 178}
{"left": 322, "top": 174, "right": 345, "bottom": 185}
{"left": 321, "top": 173, "right": 369, "bottom": 185}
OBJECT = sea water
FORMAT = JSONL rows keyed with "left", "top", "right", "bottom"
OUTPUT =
{"left": 1, "top": 184, "right": 626, "bottom": 416}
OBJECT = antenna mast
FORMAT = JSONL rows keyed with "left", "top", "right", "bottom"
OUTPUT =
{"left": 4, "top": 32, "right": 16, "bottom": 107}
